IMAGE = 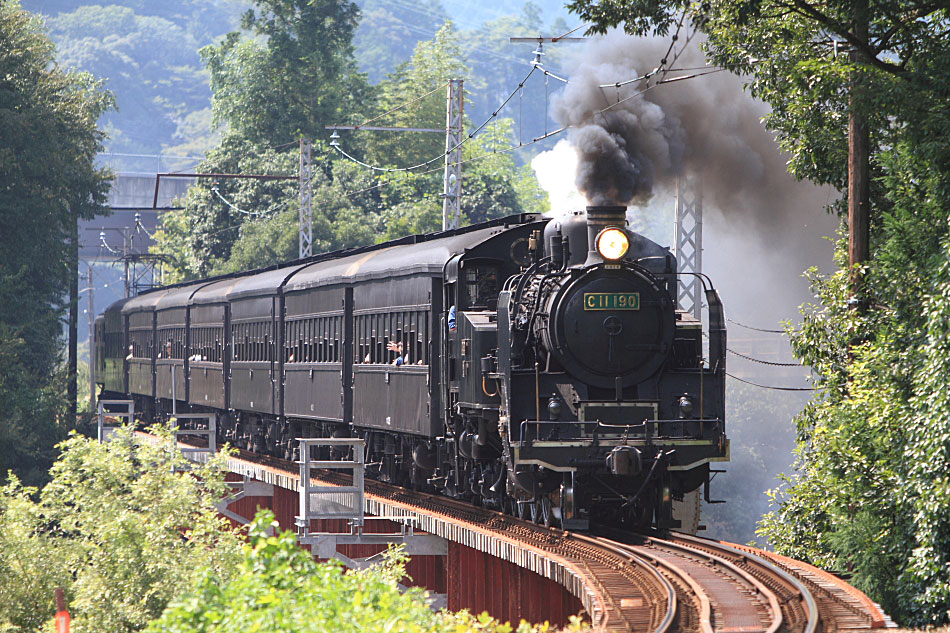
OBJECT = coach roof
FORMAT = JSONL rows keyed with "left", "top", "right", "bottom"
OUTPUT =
{"left": 191, "top": 276, "right": 248, "bottom": 305}
{"left": 122, "top": 287, "right": 169, "bottom": 314}
{"left": 154, "top": 283, "right": 203, "bottom": 311}
{"left": 283, "top": 225, "right": 512, "bottom": 292}
{"left": 226, "top": 262, "right": 310, "bottom": 300}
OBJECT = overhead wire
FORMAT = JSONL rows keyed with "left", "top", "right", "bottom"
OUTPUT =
{"left": 332, "top": 12, "right": 722, "bottom": 178}
{"left": 355, "top": 81, "right": 449, "bottom": 129}
{"left": 211, "top": 185, "right": 294, "bottom": 218}
{"left": 552, "top": 22, "right": 589, "bottom": 39}
{"left": 726, "top": 372, "right": 816, "bottom": 392}
{"left": 332, "top": 50, "right": 725, "bottom": 199}
{"left": 702, "top": 330, "right": 803, "bottom": 367}
{"left": 330, "top": 64, "right": 539, "bottom": 173}
{"left": 330, "top": 20, "right": 732, "bottom": 217}
{"left": 727, "top": 317, "right": 789, "bottom": 334}
{"left": 727, "top": 348, "right": 802, "bottom": 367}
{"left": 595, "top": 11, "right": 686, "bottom": 93}
{"left": 336, "top": 124, "right": 566, "bottom": 199}
{"left": 372, "top": 0, "right": 571, "bottom": 73}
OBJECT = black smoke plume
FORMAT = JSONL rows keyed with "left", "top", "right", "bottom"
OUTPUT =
{"left": 552, "top": 30, "right": 834, "bottom": 235}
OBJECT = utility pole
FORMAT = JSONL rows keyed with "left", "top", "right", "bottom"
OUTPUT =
{"left": 442, "top": 79, "right": 464, "bottom": 230}
{"left": 848, "top": 0, "right": 870, "bottom": 286}
{"left": 674, "top": 176, "right": 703, "bottom": 320}
{"left": 299, "top": 138, "right": 313, "bottom": 259}
{"left": 68, "top": 209, "right": 79, "bottom": 426}
{"left": 87, "top": 264, "right": 95, "bottom": 414}
{"left": 122, "top": 228, "right": 130, "bottom": 298}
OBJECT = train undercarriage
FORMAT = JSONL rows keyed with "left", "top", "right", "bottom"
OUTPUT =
{"left": 127, "top": 392, "right": 710, "bottom": 533}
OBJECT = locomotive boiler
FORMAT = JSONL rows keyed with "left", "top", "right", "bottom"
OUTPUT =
{"left": 96, "top": 207, "right": 728, "bottom": 531}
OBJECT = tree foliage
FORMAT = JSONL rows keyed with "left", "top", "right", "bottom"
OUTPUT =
{"left": 201, "top": 0, "right": 371, "bottom": 147}
{"left": 0, "top": 426, "right": 243, "bottom": 633}
{"left": 566, "top": 0, "right": 949, "bottom": 187}
{"left": 759, "top": 162, "right": 950, "bottom": 625}
{"left": 0, "top": 0, "right": 112, "bottom": 486}
{"left": 159, "top": 16, "right": 549, "bottom": 281}
{"left": 148, "top": 509, "right": 585, "bottom": 633}
{"left": 564, "top": 0, "right": 950, "bottom": 625}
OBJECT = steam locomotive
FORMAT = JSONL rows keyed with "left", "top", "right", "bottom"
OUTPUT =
{"left": 95, "top": 207, "right": 728, "bottom": 530}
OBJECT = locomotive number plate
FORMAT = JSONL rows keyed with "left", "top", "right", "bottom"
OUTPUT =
{"left": 584, "top": 292, "right": 640, "bottom": 310}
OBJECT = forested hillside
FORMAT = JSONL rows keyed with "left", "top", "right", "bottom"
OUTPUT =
{"left": 24, "top": 0, "right": 572, "bottom": 161}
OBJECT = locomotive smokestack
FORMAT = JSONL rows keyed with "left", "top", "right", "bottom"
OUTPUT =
{"left": 586, "top": 205, "right": 627, "bottom": 265}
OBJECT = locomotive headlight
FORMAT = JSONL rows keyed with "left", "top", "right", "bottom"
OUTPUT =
{"left": 596, "top": 228, "right": 629, "bottom": 260}
{"left": 547, "top": 396, "right": 563, "bottom": 420}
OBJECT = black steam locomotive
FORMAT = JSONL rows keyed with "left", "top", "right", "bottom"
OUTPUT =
{"left": 95, "top": 207, "right": 728, "bottom": 530}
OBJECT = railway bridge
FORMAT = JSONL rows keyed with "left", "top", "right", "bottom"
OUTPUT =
{"left": 117, "top": 409, "right": 894, "bottom": 633}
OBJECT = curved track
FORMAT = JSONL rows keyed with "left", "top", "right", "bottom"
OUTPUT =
{"left": 164, "top": 434, "right": 892, "bottom": 632}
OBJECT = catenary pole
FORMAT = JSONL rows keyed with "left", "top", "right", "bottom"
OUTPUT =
{"left": 442, "top": 79, "right": 464, "bottom": 230}
{"left": 299, "top": 138, "right": 313, "bottom": 259}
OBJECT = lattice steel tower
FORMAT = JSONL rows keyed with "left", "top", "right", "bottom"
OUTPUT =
{"left": 299, "top": 137, "right": 313, "bottom": 259}
{"left": 674, "top": 176, "right": 703, "bottom": 319}
{"left": 442, "top": 79, "right": 463, "bottom": 230}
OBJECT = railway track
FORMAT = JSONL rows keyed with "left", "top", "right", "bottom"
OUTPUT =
{"left": 164, "top": 434, "right": 892, "bottom": 633}
{"left": 594, "top": 530, "right": 816, "bottom": 633}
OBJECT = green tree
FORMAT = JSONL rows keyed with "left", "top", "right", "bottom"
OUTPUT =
{"left": 148, "top": 509, "right": 585, "bottom": 633}
{"left": 459, "top": 118, "right": 549, "bottom": 223}
{"left": 563, "top": 0, "right": 950, "bottom": 625}
{"left": 161, "top": 16, "right": 551, "bottom": 280}
{"left": 153, "top": 137, "right": 301, "bottom": 279}
{"left": 147, "top": 511, "right": 444, "bottom": 633}
{"left": 201, "top": 0, "right": 371, "bottom": 147}
{"left": 564, "top": 0, "right": 950, "bottom": 190}
{"left": 154, "top": 144, "right": 384, "bottom": 280}
{"left": 0, "top": 0, "right": 113, "bottom": 487}
{"left": 156, "top": 0, "right": 377, "bottom": 279}
{"left": 0, "top": 426, "right": 243, "bottom": 633}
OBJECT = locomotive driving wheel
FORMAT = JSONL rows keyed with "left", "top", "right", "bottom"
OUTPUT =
{"left": 539, "top": 496, "right": 554, "bottom": 528}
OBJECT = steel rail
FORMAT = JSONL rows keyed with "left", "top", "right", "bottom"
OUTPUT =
{"left": 724, "top": 540, "right": 890, "bottom": 630}
{"left": 667, "top": 532, "right": 820, "bottom": 633}
{"left": 643, "top": 535, "right": 784, "bottom": 633}
{"left": 569, "top": 532, "right": 678, "bottom": 633}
